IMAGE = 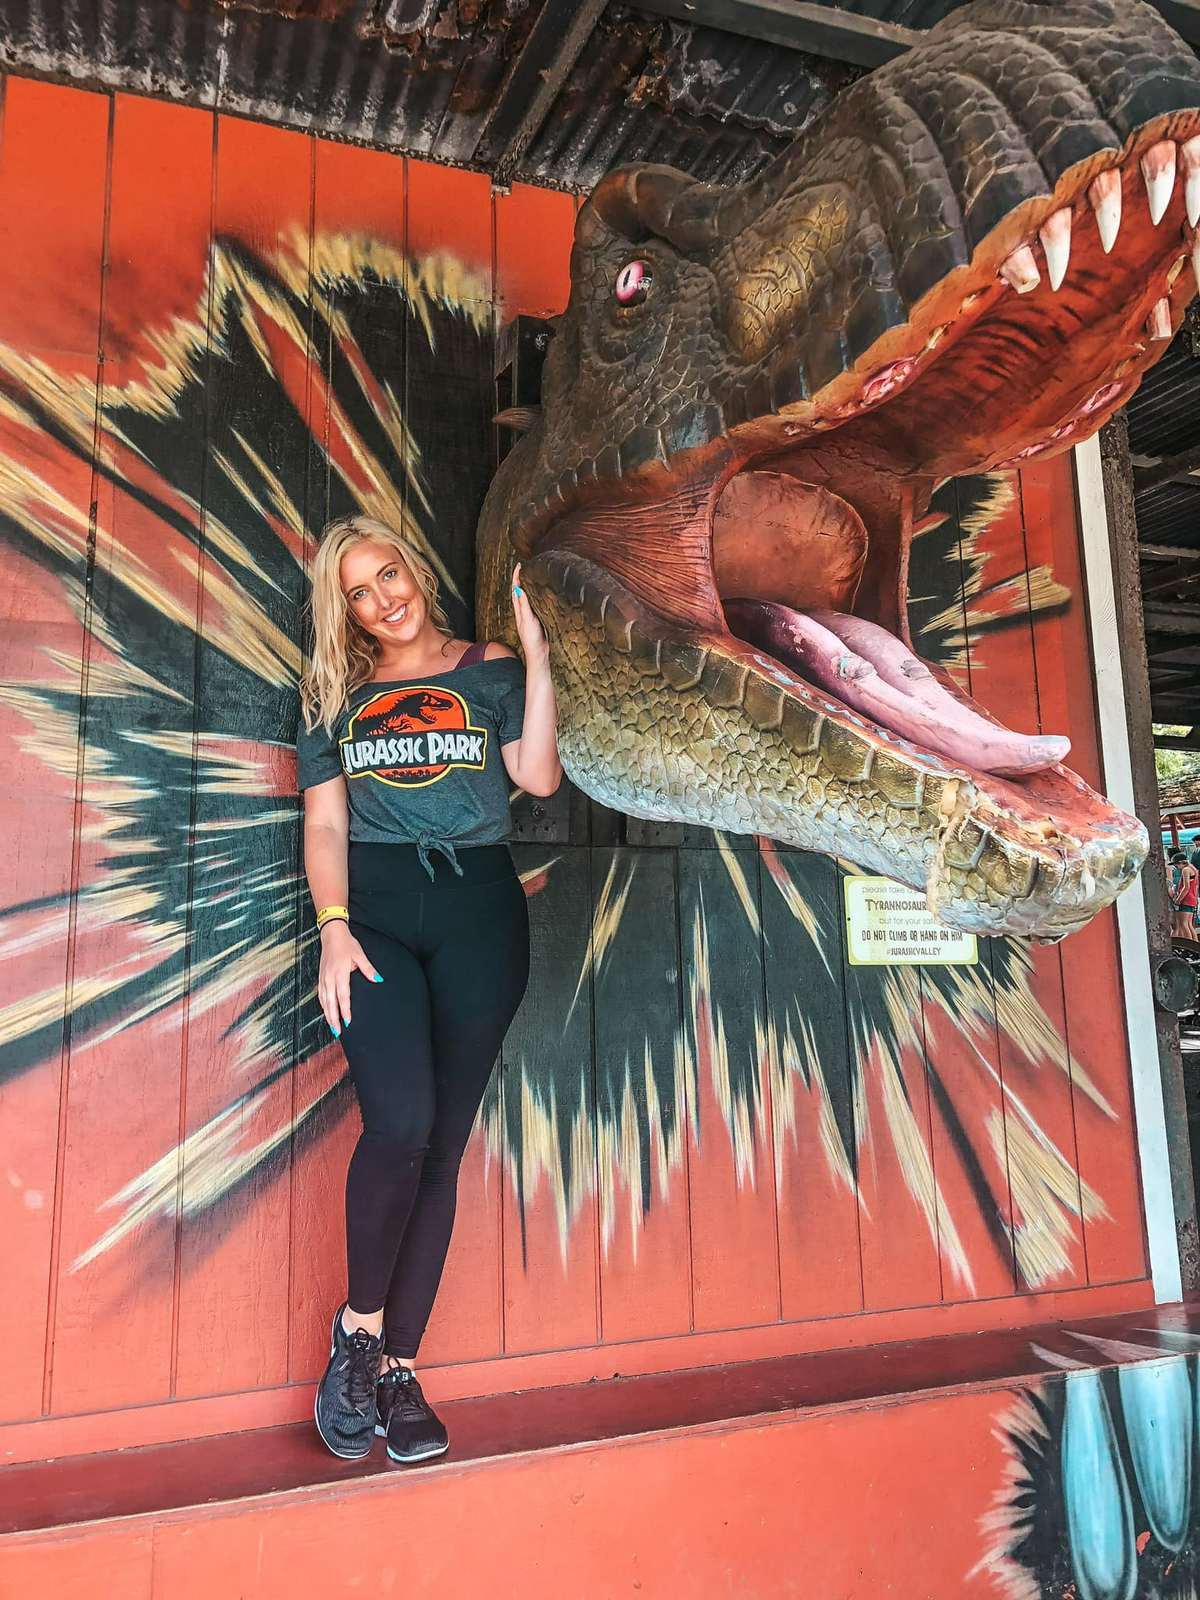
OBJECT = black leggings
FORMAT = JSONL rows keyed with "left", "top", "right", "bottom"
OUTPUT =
{"left": 340, "top": 841, "right": 529, "bottom": 1358}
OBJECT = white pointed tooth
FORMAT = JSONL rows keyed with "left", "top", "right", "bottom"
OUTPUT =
{"left": 1039, "top": 207, "right": 1072, "bottom": 290}
{"left": 1088, "top": 169, "right": 1122, "bottom": 253}
{"left": 1182, "top": 136, "right": 1200, "bottom": 228}
{"left": 999, "top": 243, "right": 1040, "bottom": 294}
{"left": 1141, "top": 140, "right": 1177, "bottom": 226}
{"left": 1147, "top": 297, "right": 1173, "bottom": 340}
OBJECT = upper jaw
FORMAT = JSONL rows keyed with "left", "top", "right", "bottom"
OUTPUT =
{"left": 512, "top": 0, "right": 1200, "bottom": 555}
{"left": 516, "top": 116, "right": 1200, "bottom": 567}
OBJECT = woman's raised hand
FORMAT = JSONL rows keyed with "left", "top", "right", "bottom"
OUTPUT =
{"left": 317, "top": 920, "right": 382, "bottom": 1036}
{"left": 510, "top": 562, "right": 549, "bottom": 668}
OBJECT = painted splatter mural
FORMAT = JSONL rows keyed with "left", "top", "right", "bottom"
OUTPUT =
{"left": 0, "top": 78, "right": 1149, "bottom": 1438}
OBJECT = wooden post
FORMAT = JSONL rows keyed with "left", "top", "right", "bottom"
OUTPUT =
{"left": 1098, "top": 413, "right": 1199, "bottom": 1291}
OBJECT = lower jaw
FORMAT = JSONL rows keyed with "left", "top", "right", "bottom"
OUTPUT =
{"left": 525, "top": 546, "right": 1148, "bottom": 938}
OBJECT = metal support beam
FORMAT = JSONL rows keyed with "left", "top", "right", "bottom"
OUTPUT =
{"left": 630, "top": 0, "right": 917, "bottom": 68}
{"left": 1134, "top": 440, "right": 1200, "bottom": 494}
{"left": 1150, "top": 685, "right": 1200, "bottom": 718}
{"left": 1142, "top": 552, "right": 1200, "bottom": 598}
{"left": 1147, "top": 638, "right": 1200, "bottom": 662}
{"left": 633, "top": 0, "right": 1200, "bottom": 70}
{"left": 1144, "top": 601, "right": 1200, "bottom": 634}
{"left": 1156, "top": 729, "right": 1200, "bottom": 750}
{"left": 472, "top": 0, "right": 609, "bottom": 187}
{"left": 1141, "top": 541, "right": 1200, "bottom": 560}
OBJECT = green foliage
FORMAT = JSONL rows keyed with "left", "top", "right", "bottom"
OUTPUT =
{"left": 1153, "top": 725, "right": 1200, "bottom": 787}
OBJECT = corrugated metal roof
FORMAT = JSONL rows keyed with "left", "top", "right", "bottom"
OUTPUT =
{"left": 1128, "top": 336, "right": 1200, "bottom": 468}
{"left": 1126, "top": 324, "right": 1200, "bottom": 564}
{"left": 0, "top": 0, "right": 860, "bottom": 188}
{"left": 523, "top": 10, "right": 852, "bottom": 189}
{"left": 1125, "top": 319, "right": 1200, "bottom": 727}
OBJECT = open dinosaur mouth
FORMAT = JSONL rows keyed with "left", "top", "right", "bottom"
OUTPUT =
{"left": 487, "top": 4, "right": 1200, "bottom": 934}
{"left": 544, "top": 128, "right": 1200, "bottom": 812}
{"left": 533, "top": 127, "right": 1200, "bottom": 824}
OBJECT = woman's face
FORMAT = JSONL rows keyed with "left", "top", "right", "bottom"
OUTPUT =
{"left": 339, "top": 539, "right": 427, "bottom": 646}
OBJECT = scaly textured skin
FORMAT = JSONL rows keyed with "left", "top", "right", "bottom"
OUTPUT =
{"left": 477, "top": 0, "right": 1200, "bottom": 939}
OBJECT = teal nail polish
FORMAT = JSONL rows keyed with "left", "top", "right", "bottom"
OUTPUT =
{"left": 331, "top": 1024, "right": 341, "bottom": 1038}
{"left": 513, "top": 585, "right": 523, "bottom": 597}
{"left": 372, "top": 974, "right": 384, "bottom": 983}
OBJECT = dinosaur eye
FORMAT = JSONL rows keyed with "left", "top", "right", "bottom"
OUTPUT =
{"left": 615, "top": 260, "right": 652, "bottom": 306}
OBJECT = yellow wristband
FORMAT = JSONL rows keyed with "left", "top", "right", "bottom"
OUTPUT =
{"left": 316, "top": 904, "right": 349, "bottom": 930}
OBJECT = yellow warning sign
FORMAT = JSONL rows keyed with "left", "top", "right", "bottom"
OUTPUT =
{"left": 844, "top": 876, "right": 978, "bottom": 967}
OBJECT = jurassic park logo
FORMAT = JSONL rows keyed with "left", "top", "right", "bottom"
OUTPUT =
{"left": 339, "top": 686, "right": 487, "bottom": 789}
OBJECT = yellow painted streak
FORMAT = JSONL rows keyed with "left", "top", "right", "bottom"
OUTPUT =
{"left": 72, "top": 1072, "right": 341, "bottom": 1272}
{"left": 507, "top": 1066, "right": 596, "bottom": 1268}
{"left": 567, "top": 854, "right": 635, "bottom": 1024}
{"left": 0, "top": 446, "right": 299, "bottom": 689}
{"left": 876, "top": 1036, "right": 975, "bottom": 1294}
{"left": 41, "top": 647, "right": 187, "bottom": 705}
{"left": 191, "top": 811, "right": 297, "bottom": 832}
{"left": 716, "top": 833, "right": 761, "bottom": 938}
{"left": 122, "top": 730, "right": 285, "bottom": 796}
{"left": 0, "top": 975, "right": 110, "bottom": 1048}
{"left": 993, "top": 1107, "right": 1106, "bottom": 1288}
{"left": 756, "top": 839, "right": 831, "bottom": 977}
{"left": 958, "top": 472, "right": 1016, "bottom": 545}
{"left": 690, "top": 898, "right": 763, "bottom": 1188}
{"left": 517, "top": 856, "right": 560, "bottom": 888}
{"left": 229, "top": 429, "right": 310, "bottom": 547}
{"left": 793, "top": 1011, "right": 857, "bottom": 1196}
{"left": 940, "top": 959, "right": 1111, "bottom": 1115}
{"left": 971, "top": 1390, "right": 1050, "bottom": 1600}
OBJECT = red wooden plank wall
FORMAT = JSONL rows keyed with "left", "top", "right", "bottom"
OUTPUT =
{"left": 0, "top": 72, "right": 1153, "bottom": 1463}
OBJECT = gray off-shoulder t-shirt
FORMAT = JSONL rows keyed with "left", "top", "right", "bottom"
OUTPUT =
{"left": 297, "top": 656, "right": 526, "bottom": 877}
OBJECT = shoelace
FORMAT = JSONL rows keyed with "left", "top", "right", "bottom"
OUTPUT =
{"left": 388, "top": 1369, "right": 433, "bottom": 1421}
{"left": 345, "top": 1329, "right": 379, "bottom": 1412}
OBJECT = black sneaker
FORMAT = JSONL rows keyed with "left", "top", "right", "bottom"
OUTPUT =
{"left": 375, "top": 1364, "right": 450, "bottom": 1464}
{"left": 313, "top": 1304, "right": 382, "bottom": 1460}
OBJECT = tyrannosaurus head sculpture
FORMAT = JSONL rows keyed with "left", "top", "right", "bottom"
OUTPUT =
{"left": 477, "top": 0, "right": 1200, "bottom": 939}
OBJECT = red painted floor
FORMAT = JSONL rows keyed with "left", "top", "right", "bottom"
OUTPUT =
{"left": 4, "top": 1299, "right": 1197, "bottom": 1536}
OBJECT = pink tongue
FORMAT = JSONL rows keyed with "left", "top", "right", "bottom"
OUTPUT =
{"left": 725, "top": 600, "right": 1070, "bottom": 776}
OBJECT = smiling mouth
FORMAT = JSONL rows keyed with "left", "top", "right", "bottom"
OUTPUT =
{"left": 382, "top": 604, "right": 409, "bottom": 625}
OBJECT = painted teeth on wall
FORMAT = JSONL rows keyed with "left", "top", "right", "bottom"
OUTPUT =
{"left": 1116, "top": 1359, "right": 1193, "bottom": 1555}
{"left": 981, "top": 1350, "right": 1200, "bottom": 1600}
{"left": 1062, "top": 1370, "right": 1138, "bottom": 1600}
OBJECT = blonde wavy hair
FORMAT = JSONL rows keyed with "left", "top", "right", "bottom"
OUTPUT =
{"left": 300, "top": 515, "right": 453, "bottom": 734}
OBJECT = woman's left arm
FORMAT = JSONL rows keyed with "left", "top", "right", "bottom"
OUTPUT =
{"left": 497, "top": 561, "right": 563, "bottom": 798}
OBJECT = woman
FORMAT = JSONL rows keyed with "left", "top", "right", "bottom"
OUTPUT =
{"left": 297, "top": 514, "right": 561, "bottom": 1465}
{"left": 1169, "top": 848, "right": 1199, "bottom": 944}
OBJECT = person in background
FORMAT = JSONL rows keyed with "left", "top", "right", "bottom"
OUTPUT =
{"left": 1169, "top": 848, "right": 1200, "bottom": 943}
